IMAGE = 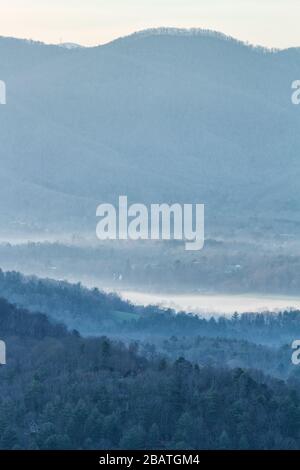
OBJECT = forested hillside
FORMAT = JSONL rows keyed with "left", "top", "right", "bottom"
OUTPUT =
{"left": 1, "top": 29, "right": 300, "bottom": 234}
{"left": 0, "top": 297, "right": 300, "bottom": 450}
{"left": 0, "top": 270, "right": 300, "bottom": 347}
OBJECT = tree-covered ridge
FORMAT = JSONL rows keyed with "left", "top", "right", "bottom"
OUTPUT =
{"left": 0, "top": 298, "right": 300, "bottom": 450}
{"left": 142, "top": 336, "right": 295, "bottom": 381}
{"left": 1, "top": 270, "right": 300, "bottom": 346}
{"left": 0, "top": 270, "right": 134, "bottom": 334}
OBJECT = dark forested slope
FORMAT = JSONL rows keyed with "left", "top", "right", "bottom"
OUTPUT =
{"left": 0, "top": 297, "right": 300, "bottom": 449}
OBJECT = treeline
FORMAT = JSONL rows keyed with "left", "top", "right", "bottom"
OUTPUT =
{"left": 0, "top": 270, "right": 300, "bottom": 347}
{"left": 130, "top": 308, "right": 300, "bottom": 346}
{"left": 0, "top": 298, "right": 300, "bottom": 450}
{"left": 1, "top": 239, "right": 300, "bottom": 295}
{"left": 0, "top": 270, "right": 134, "bottom": 335}
{"left": 140, "top": 336, "right": 295, "bottom": 381}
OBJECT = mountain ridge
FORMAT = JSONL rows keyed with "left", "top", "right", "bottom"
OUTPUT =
{"left": 0, "top": 29, "right": 299, "bottom": 235}
{"left": 1, "top": 27, "right": 298, "bottom": 51}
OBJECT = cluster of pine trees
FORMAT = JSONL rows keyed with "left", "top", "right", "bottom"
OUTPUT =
{"left": 0, "top": 298, "right": 300, "bottom": 449}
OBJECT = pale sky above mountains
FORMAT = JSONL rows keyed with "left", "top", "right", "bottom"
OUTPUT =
{"left": 0, "top": 0, "right": 299, "bottom": 49}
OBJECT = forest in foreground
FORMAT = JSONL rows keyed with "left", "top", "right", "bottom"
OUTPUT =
{"left": 0, "top": 271, "right": 300, "bottom": 449}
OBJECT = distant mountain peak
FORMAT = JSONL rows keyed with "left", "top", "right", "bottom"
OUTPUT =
{"left": 131, "top": 27, "right": 237, "bottom": 40}
{"left": 116, "top": 27, "right": 275, "bottom": 52}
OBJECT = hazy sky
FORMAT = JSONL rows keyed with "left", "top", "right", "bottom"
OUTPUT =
{"left": 0, "top": 0, "right": 299, "bottom": 49}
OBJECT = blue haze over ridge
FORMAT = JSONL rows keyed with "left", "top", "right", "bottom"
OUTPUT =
{"left": 0, "top": 28, "right": 299, "bottom": 234}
